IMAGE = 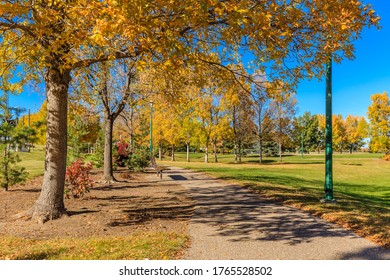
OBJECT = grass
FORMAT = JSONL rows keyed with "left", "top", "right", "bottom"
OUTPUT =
{"left": 16, "top": 145, "right": 45, "bottom": 178}
{"left": 162, "top": 152, "right": 390, "bottom": 248}
{"left": 0, "top": 232, "right": 188, "bottom": 260}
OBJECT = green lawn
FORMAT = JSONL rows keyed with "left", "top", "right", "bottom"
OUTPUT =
{"left": 16, "top": 145, "right": 46, "bottom": 178}
{"left": 162, "top": 152, "right": 390, "bottom": 248}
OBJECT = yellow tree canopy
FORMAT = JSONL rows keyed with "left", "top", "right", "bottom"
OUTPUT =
{"left": 17, "top": 100, "right": 47, "bottom": 145}
{"left": 367, "top": 92, "right": 390, "bottom": 153}
{"left": 0, "top": 0, "right": 380, "bottom": 87}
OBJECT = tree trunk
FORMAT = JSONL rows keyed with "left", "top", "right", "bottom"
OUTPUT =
{"left": 238, "top": 141, "right": 242, "bottom": 163}
{"left": 213, "top": 140, "right": 218, "bottom": 163}
{"left": 28, "top": 68, "right": 70, "bottom": 223}
{"left": 171, "top": 144, "right": 175, "bottom": 161}
{"left": 158, "top": 143, "right": 162, "bottom": 161}
{"left": 278, "top": 142, "right": 283, "bottom": 162}
{"left": 234, "top": 143, "right": 238, "bottom": 163}
{"left": 103, "top": 117, "right": 115, "bottom": 182}
{"left": 259, "top": 138, "right": 263, "bottom": 164}
{"left": 186, "top": 143, "right": 190, "bottom": 162}
{"left": 205, "top": 146, "right": 209, "bottom": 163}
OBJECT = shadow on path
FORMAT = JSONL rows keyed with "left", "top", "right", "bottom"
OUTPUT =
{"left": 166, "top": 167, "right": 390, "bottom": 260}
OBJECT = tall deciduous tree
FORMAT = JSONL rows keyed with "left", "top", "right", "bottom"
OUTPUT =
{"left": 1, "top": 0, "right": 379, "bottom": 222}
{"left": 344, "top": 115, "right": 368, "bottom": 153}
{"left": 251, "top": 74, "right": 274, "bottom": 163}
{"left": 270, "top": 87, "right": 298, "bottom": 162}
{"left": 367, "top": 92, "right": 390, "bottom": 154}
{"left": 295, "top": 112, "right": 322, "bottom": 154}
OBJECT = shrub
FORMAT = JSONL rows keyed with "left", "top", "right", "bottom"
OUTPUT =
{"left": 0, "top": 144, "right": 28, "bottom": 191}
{"left": 84, "top": 151, "right": 103, "bottom": 168}
{"left": 382, "top": 154, "right": 390, "bottom": 161}
{"left": 127, "top": 148, "right": 150, "bottom": 171}
{"left": 114, "top": 141, "right": 130, "bottom": 167}
{"left": 65, "top": 159, "right": 94, "bottom": 199}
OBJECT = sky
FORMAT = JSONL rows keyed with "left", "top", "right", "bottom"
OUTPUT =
{"left": 7, "top": 0, "right": 390, "bottom": 118}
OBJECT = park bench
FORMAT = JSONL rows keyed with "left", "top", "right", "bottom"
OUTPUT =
{"left": 150, "top": 156, "right": 164, "bottom": 179}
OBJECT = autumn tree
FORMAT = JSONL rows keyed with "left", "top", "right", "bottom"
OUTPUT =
{"left": 18, "top": 101, "right": 47, "bottom": 145}
{"left": 367, "top": 92, "right": 390, "bottom": 154}
{"left": 1, "top": 0, "right": 378, "bottom": 222}
{"left": 67, "top": 101, "right": 101, "bottom": 161}
{"left": 251, "top": 74, "right": 274, "bottom": 163}
{"left": 344, "top": 115, "right": 368, "bottom": 153}
{"left": 332, "top": 114, "right": 347, "bottom": 153}
{"left": 226, "top": 83, "right": 255, "bottom": 163}
{"left": 270, "top": 87, "right": 298, "bottom": 162}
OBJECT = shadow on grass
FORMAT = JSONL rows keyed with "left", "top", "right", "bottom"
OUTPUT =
{"left": 15, "top": 249, "right": 66, "bottom": 260}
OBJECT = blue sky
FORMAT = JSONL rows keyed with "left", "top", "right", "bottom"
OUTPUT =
{"left": 8, "top": 0, "right": 390, "bottom": 118}
{"left": 297, "top": 0, "right": 390, "bottom": 117}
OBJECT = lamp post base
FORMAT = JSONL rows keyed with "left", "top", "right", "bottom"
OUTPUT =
{"left": 320, "top": 198, "right": 337, "bottom": 204}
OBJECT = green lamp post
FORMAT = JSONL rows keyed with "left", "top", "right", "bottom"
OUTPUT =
{"left": 323, "top": 55, "right": 336, "bottom": 203}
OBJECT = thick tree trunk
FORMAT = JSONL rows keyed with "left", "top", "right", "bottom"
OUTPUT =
{"left": 171, "top": 144, "right": 175, "bottom": 161}
{"left": 27, "top": 68, "right": 70, "bottom": 223}
{"left": 204, "top": 146, "right": 209, "bottom": 163}
{"left": 103, "top": 117, "right": 115, "bottom": 182}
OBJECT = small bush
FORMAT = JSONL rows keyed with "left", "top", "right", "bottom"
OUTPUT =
{"left": 65, "top": 159, "right": 94, "bottom": 199}
{"left": 114, "top": 141, "right": 130, "bottom": 167}
{"left": 84, "top": 152, "right": 103, "bottom": 168}
{"left": 382, "top": 154, "right": 390, "bottom": 161}
{"left": 127, "top": 148, "right": 150, "bottom": 171}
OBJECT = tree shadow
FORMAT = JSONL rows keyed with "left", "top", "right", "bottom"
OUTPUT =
{"left": 169, "top": 168, "right": 390, "bottom": 259}
{"left": 67, "top": 209, "right": 100, "bottom": 216}
{"left": 107, "top": 195, "right": 194, "bottom": 227}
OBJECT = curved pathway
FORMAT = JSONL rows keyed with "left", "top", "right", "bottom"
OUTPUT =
{"left": 160, "top": 166, "right": 389, "bottom": 260}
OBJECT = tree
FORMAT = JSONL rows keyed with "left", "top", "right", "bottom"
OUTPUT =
{"left": 367, "top": 92, "right": 390, "bottom": 154}
{"left": 67, "top": 102, "right": 101, "bottom": 161}
{"left": 73, "top": 61, "right": 138, "bottom": 182}
{"left": 344, "top": 115, "right": 368, "bottom": 153}
{"left": 295, "top": 112, "right": 322, "bottom": 154}
{"left": 251, "top": 76, "right": 274, "bottom": 163}
{"left": 1, "top": 0, "right": 378, "bottom": 222}
{"left": 0, "top": 96, "right": 28, "bottom": 191}
{"left": 332, "top": 114, "right": 347, "bottom": 153}
{"left": 226, "top": 83, "right": 255, "bottom": 163}
{"left": 18, "top": 101, "right": 47, "bottom": 145}
{"left": 270, "top": 87, "right": 298, "bottom": 162}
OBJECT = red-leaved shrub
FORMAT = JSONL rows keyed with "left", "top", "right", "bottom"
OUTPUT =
{"left": 114, "top": 141, "right": 130, "bottom": 167}
{"left": 65, "top": 159, "right": 94, "bottom": 198}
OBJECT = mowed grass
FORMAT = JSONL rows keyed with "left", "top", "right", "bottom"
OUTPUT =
{"left": 16, "top": 145, "right": 45, "bottom": 178}
{"left": 0, "top": 232, "right": 188, "bottom": 260}
{"left": 162, "top": 152, "right": 390, "bottom": 248}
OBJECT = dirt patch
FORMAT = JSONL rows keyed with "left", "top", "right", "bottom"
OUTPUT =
{"left": 0, "top": 168, "right": 194, "bottom": 239}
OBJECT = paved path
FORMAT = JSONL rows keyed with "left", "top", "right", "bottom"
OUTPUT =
{"left": 160, "top": 166, "right": 389, "bottom": 260}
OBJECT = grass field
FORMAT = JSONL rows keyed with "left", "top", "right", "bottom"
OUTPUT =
{"left": 161, "top": 152, "right": 390, "bottom": 248}
{"left": 11, "top": 149, "right": 390, "bottom": 250}
{"left": 0, "top": 233, "right": 188, "bottom": 260}
{"left": 16, "top": 145, "right": 45, "bottom": 178}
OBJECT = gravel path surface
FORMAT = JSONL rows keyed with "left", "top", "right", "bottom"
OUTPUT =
{"left": 161, "top": 166, "right": 390, "bottom": 260}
